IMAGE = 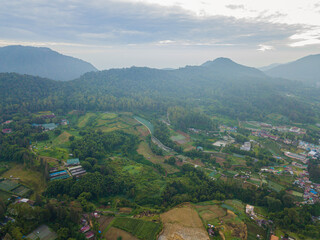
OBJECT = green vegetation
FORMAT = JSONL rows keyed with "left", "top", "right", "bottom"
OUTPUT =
{"left": 112, "top": 217, "right": 161, "bottom": 240}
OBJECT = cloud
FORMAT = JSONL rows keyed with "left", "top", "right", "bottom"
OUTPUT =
{"left": 257, "top": 44, "right": 274, "bottom": 51}
{"left": 289, "top": 27, "right": 320, "bottom": 47}
{"left": 0, "top": 0, "right": 302, "bottom": 49}
{"left": 225, "top": 4, "right": 245, "bottom": 10}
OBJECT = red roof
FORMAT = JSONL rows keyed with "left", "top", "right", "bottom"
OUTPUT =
{"left": 85, "top": 231, "right": 94, "bottom": 239}
{"left": 80, "top": 225, "right": 90, "bottom": 233}
{"left": 2, "top": 129, "right": 12, "bottom": 134}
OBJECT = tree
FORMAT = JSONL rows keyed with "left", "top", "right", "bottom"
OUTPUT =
{"left": 69, "top": 136, "right": 75, "bottom": 141}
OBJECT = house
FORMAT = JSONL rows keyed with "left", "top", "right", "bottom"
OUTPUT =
{"left": 66, "top": 158, "right": 80, "bottom": 166}
{"left": 241, "top": 142, "right": 251, "bottom": 151}
{"left": 61, "top": 119, "right": 69, "bottom": 125}
{"left": 42, "top": 123, "right": 57, "bottom": 131}
{"left": 270, "top": 235, "right": 279, "bottom": 240}
{"left": 246, "top": 204, "right": 254, "bottom": 215}
{"left": 2, "top": 120, "right": 12, "bottom": 125}
{"left": 85, "top": 231, "right": 94, "bottom": 239}
{"left": 2, "top": 129, "right": 12, "bottom": 134}
{"left": 196, "top": 146, "right": 204, "bottom": 151}
{"left": 80, "top": 225, "right": 90, "bottom": 233}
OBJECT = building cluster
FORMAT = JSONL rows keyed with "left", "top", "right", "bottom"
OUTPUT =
{"left": 219, "top": 125, "right": 237, "bottom": 133}
{"left": 32, "top": 118, "right": 68, "bottom": 131}
{"left": 284, "top": 152, "right": 307, "bottom": 163}
{"left": 252, "top": 130, "right": 279, "bottom": 141}
{"left": 49, "top": 170, "right": 70, "bottom": 181}
{"left": 49, "top": 158, "right": 86, "bottom": 182}
{"left": 80, "top": 216, "right": 94, "bottom": 239}
{"left": 66, "top": 158, "right": 87, "bottom": 178}
{"left": 292, "top": 161, "right": 308, "bottom": 169}
{"left": 294, "top": 177, "right": 320, "bottom": 204}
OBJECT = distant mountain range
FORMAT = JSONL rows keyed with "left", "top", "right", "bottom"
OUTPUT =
{"left": 263, "top": 54, "right": 320, "bottom": 84}
{"left": 259, "top": 63, "right": 281, "bottom": 71}
{"left": 0, "top": 45, "right": 97, "bottom": 81}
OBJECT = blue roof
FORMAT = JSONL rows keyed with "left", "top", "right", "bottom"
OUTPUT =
{"left": 67, "top": 158, "right": 80, "bottom": 165}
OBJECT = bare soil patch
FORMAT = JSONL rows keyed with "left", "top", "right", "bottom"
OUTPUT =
{"left": 159, "top": 203, "right": 209, "bottom": 240}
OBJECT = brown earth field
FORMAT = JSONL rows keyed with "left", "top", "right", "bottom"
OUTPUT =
{"left": 105, "top": 227, "right": 138, "bottom": 240}
{"left": 158, "top": 203, "right": 209, "bottom": 240}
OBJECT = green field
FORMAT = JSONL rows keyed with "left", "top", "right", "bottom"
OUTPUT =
{"left": 268, "top": 181, "right": 285, "bottom": 192}
{"left": 11, "top": 185, "right": 31, "bottom": 197}
{"left": 0, "top": 179, "right": 19, "bottom": 191}
{"left": 112, "top": 217, "right": 162, "bottom": 240}
{"left": 0, "top": 190, "right": 11, "bottom": 202}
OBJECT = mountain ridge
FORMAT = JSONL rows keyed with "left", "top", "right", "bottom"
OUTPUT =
{"left": 0, "top": 45, "right": 97, "bottom": 81}
{"left": 264, "top": 54, "right": 320, "bottom": 83}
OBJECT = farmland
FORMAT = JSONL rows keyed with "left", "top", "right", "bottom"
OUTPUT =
{"left": 111, "top": 217, "right": 161, "bottom": 240}
{"left": 2, "top": 165, "right": 46, "bottom": 198}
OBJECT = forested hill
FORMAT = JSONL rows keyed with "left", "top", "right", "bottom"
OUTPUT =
{"left": 0, "top": 58, "right": 319, "bottom": 123}
{"left": 264, "top": 54, "right": 320, "bottom": 84}
{"left": 0, "top": 45, "right": 97, "bottom": 81}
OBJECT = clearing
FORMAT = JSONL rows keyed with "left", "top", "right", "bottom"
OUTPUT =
{"left": 159, "top": 203, "right": 209, "bottom": 240}
{"left": 2, "top": 165, "right": 46, "bottom": 198}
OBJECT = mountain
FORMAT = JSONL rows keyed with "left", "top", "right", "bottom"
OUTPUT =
{"left": 259, "top": 63, "right": 281, "bottom": 71}
{"left": 264, "top": 54, "right": 320, "bottom": 83}
{"left": 0, "top": 57, "right": 317, "bottom": 123}
{"left": 0, "top": 45, "right": 97, "bottom": 81}
{"left": 200, "top": 57, "right": 266, "bottom": 78}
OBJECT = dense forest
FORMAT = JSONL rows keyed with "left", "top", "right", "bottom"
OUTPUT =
{"left": 1, "top": 58, "right": 320, "bottom": 124}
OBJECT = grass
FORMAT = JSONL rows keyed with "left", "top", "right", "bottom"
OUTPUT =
{"left": 112, "top": 217, "right": 162, "bottom": 240}
{"left": 268, "top": 181, "right": 285, "bottom": 192}
{"left": 101, "top": 112, "right": 118, "bottom": 120}
{"left": 261, "top": 139, "right": 283, "bottom": 156}
{"left": 122, "top": 165, "right": 142, "bottom": 175}
{"left": 11, "top": 185, "right": 31, "bottom": 197}
{"left": 137, "top": 141, "right": 178, "bottom": 174}
{"left": 0, "top": 190, "right": 11, "bottom": 202}
{"left": 78, "top": 112, "right": 96, "bottom": 127}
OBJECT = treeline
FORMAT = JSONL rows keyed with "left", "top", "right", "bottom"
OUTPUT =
{"left": 308, "top": 160, "right": 320, "bottom": 184}
{"left": 70, "top": 130, "right": 139, "bottom": 159}
{"left": 168, "top": 106, "right": 217, "bottom": 131}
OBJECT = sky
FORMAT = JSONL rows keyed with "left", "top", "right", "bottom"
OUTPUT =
{"left": 0, "top": 0, "right": 320, "bottom": 70}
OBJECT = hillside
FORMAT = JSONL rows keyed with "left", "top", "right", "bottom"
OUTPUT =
{"left": 0, "top": 57, "right": 318, "bottom": 123}
{"left": 0, "top": 45, "right": 97, "bottom": 81}
{"left": 264, "top": 54, "right": 320, "bottom": 84}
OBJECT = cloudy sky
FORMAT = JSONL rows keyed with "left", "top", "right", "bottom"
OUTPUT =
{"left": 1, "top": 0, "right": 320, "bottom": 69}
